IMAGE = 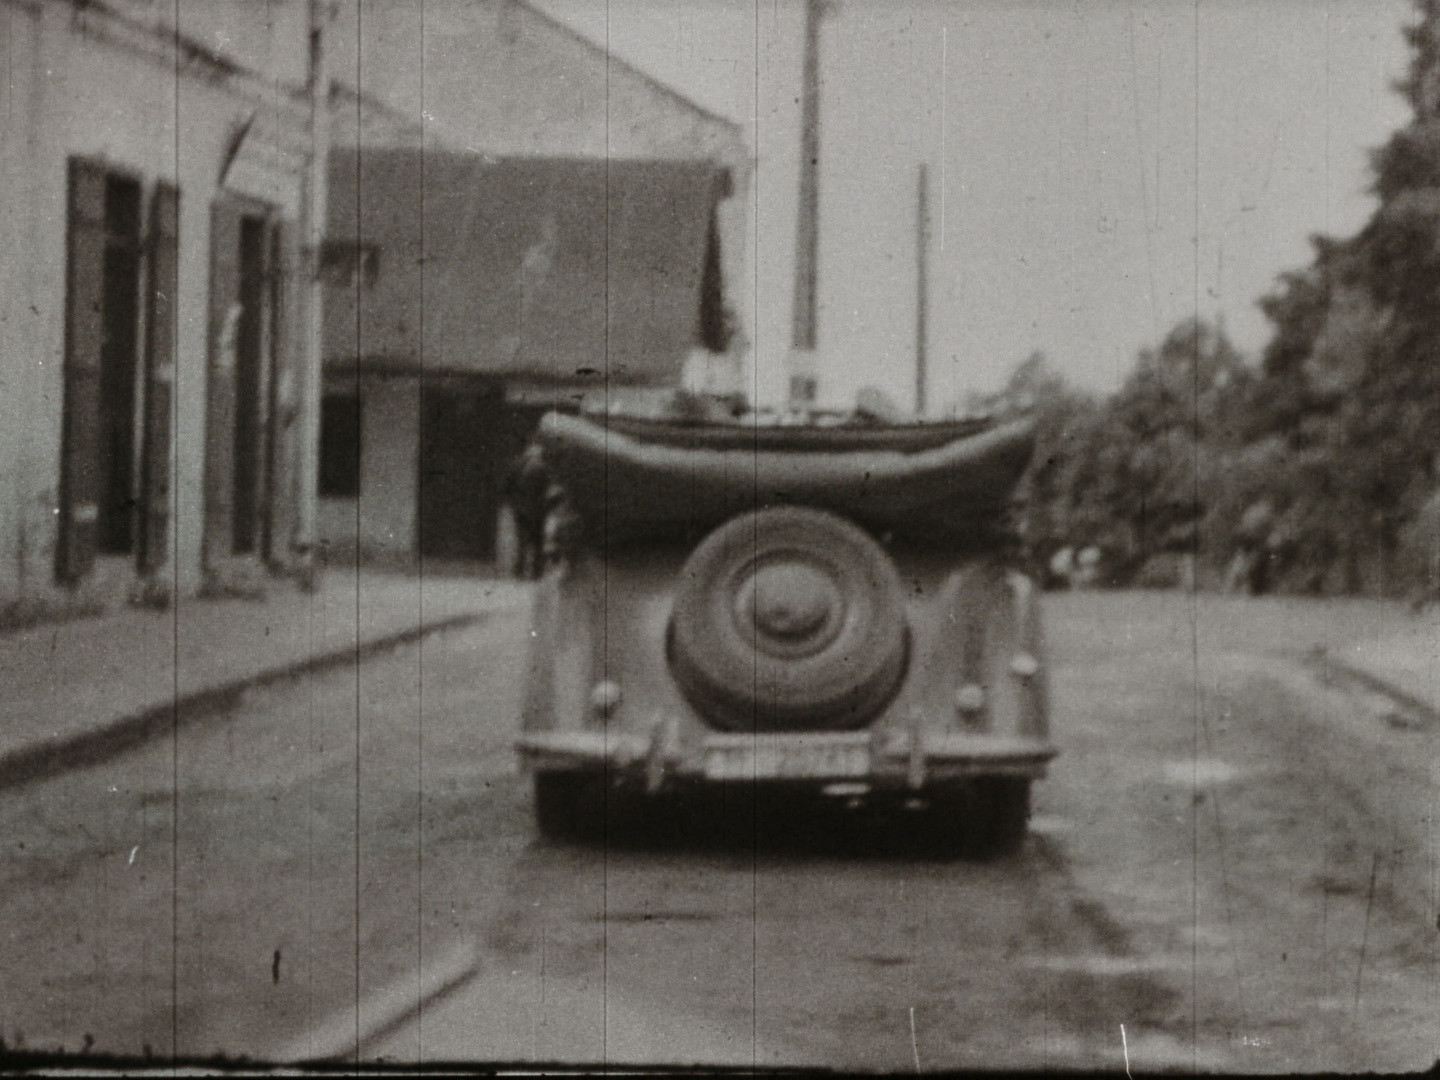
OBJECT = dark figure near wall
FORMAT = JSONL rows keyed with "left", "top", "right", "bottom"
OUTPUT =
{"left": 503, "top": 443, "right": 550, "bottom": 580}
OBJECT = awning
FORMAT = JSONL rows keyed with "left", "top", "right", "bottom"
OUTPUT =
{"left": 324, "top": 150, "right": 727, "bottom": 384}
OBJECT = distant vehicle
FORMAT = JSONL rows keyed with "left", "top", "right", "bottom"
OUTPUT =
{"left": 515, "top": 402, "right": 1056, "bottom": 856}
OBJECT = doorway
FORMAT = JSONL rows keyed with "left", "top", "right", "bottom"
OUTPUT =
{"left": 231, "top": 216, "right": 268, "bottom": 555}
{"left": 204, "top": 195, "right": 289, "bottom": 569}
{"left": 96, "top": 175, "right": 143, "bottom": 556}
{"left": 418, "top": 388, "right": 505, "bottom": 561}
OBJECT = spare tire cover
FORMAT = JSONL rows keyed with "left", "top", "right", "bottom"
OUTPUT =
{"left": 669, "top": 507, "right": 908, "bottom": 731}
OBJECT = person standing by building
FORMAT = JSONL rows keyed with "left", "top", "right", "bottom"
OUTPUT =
{"left": 502, "top": 443, "right": 549, "bottom": 579}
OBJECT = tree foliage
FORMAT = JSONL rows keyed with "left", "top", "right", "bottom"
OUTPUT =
{"left": 1015, "top": 2, "right": 1440, "bottom": 595}
{"left": 1006, "top": 321, "right": 1251, "bottom": 585}
{"left": 1244, "top": 0, "right": 1440, "bottom": 589}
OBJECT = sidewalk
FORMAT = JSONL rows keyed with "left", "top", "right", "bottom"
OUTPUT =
{"left": 1320, "top": 608, "right": 1440, "bottom": 724}
{"left": 0, "top": 568, "right": 529, "bottom": 788}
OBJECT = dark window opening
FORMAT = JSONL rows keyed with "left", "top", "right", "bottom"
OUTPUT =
{"left": 105, "top": 175, "right": 142, "bottom": 237}
{"left": 319, "top": 394, "right": 361, "bottom": 498}
{"left": 418, "top": 389, "right": 503, "bottom": 561}
{"left": 261, "top": 223, "right": 286, "bottom": 562}
{"left": 98, "top": 173, "right": 144, "bottom": 555}
{"left": 61, "top": 161, "right": 179, "bottom": 583}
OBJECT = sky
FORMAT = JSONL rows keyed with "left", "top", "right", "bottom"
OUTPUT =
{"left": 528, "top": 0, "right": 1416, "bottom": 410}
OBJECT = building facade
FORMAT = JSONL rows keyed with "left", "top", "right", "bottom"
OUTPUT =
{"left": 316, "top": 0, "right": 749, "bottom": 566}
{"left": 0, "top": 0, "right": 328, "bottom": 612}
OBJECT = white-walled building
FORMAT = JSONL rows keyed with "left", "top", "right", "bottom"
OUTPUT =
{"left": 0, "top": 0, "right": 314, "bottom": 614}
{"left": 0, "top": 0, "right": 424, "bottom": 616}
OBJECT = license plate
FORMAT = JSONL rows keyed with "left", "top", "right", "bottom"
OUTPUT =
{"left": 703, "top": 737, "right": 871, "bottom": 781}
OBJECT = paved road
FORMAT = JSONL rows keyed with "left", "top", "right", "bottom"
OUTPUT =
{"left": 2, "top": 591, "right": 1436, "bottom": 1070}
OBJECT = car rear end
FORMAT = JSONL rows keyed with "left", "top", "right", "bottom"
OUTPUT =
{"left": 518, "top": 495, "right": 1055, "bottom": 854}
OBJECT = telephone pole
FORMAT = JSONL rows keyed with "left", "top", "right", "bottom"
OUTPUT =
{"left": 294, "top": 0, "right": 331, "bottom": 578}
{"left": 788, "top": 0, "right": 823, "bottom": 407}
{"left": 915, "top": 163, "right": 929, "bottom": 417}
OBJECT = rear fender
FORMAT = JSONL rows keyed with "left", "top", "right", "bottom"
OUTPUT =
{"left": 521, "top": 548, "right": 692, "bottom": 740}
{"left": 521, "top": 557, "right": 604, "bottom": 735}
{"left": 903, "top": 560, "right": 1048, "bottom": 741}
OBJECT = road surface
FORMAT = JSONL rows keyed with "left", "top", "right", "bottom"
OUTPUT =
{"left": 1, "top": 590, "right": 1435, "bottom": 1071}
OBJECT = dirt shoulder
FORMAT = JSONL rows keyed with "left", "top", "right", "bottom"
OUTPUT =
{"left": 1041, "top": 589, "right": 1439, "bottom": 1072}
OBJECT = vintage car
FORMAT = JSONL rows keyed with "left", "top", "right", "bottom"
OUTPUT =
{"left": 516, "top": 404, "right": 1056, "bottom": 855}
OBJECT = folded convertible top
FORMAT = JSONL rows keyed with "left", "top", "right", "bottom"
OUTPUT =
{"left": 536, "top": 410, "right": 1036, "bottom": 544}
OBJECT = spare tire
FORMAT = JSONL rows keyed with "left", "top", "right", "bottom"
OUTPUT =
{"left": 669, "top": 507, "right": 908, "bottom": 731}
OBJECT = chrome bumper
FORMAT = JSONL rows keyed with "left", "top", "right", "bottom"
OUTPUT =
{"left": 516, "top": 723, "right": 1056, "bottom": 790}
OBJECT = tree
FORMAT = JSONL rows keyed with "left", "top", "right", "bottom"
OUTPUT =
{"left": 1003, "top": 321, "right": 1253, "bottom": 585}
{"left": 1240, "top": 1, "right": 1440, "bottom": 592}
{"left": 986, "top": 352, "right": 1104, "bottom": 571}
{"left": 1101, "top": 319, "right": 1248, "bottom": 572}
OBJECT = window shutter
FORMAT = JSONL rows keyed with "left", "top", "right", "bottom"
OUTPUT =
{"left": 139, "top": 182, "right": 179, "bottom": 574}
{"left": 57, "top": 159, "right": 108, "bottom": 584}
{"left": 203, "top": 196, "right": 243, "bottom": 566}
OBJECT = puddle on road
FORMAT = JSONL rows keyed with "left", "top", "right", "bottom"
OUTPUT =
{"left": 853, "top": 953, "right": 910, "bottom": 968}
{"left": 1028, "top": 814, "right": 1074, "bottom": 836}
{"left": 598, "top": 910, "right": 720, "bottom": 924}
{"left": 1020, "top": 953, "right": 1188, "bottom": 976}
{"left": 1160, "top": 757, "right": 1242, "bottom": 786}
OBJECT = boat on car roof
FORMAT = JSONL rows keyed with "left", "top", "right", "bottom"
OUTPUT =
{"left": 536, "top": 401, "right": 1036, "bottom": 545}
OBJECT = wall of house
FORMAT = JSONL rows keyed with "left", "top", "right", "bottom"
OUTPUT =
{"left": 0, "top": 4, "right": 46, "bottom": 602}
{"left": 0, "top": 0, "right": 308, "bottom": 606}
{"left": 318, "top": 378, "right": 420, "bottom": 561}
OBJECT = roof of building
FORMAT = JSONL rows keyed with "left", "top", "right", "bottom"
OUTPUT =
{"left": 324, "top": 149, "right": 729, "bottom": 385}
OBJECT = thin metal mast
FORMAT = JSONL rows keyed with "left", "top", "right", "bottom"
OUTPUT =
{"left": 792, "top": 0, "right": 821, "bottom": 351}
{"left": 915, "top": 163, "right": 929, "bottom": 417}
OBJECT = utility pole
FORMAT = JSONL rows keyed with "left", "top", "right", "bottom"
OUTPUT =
{"left": 789, "top": 0, "right": 823, "bottom": 408}
{"left": 294, "top": 0, "right": 331, "bottom": 582}
{"left": 915, "top": 163, "right": 929, "bottom": 417}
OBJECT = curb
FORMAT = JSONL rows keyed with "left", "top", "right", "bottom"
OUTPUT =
{"left": 0, "top": 611, "right": 491, "bottom": 791}
{"left": 276, "top": 940, "right": 481, "bottom": 1064}
{"left": 1306, "top": 648, "right": 1440, "bottom": 731}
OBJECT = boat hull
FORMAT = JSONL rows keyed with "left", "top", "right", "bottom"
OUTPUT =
{"left": 536, "top": 411, "right": 1036, "bottom": 544}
